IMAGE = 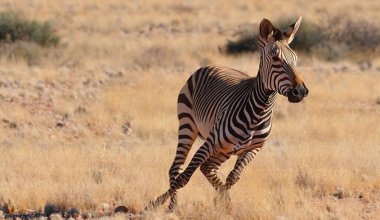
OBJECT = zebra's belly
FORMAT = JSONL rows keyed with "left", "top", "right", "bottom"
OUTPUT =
{"left": 232, "top": 138, "right": 267, "bottom": 155}
{"left": 231, "top": 123, "right": 272, "bottom": 155}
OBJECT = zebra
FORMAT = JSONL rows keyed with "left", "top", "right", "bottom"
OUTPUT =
{"left": 147, "top": 17, "right": 308, "bottom": 210}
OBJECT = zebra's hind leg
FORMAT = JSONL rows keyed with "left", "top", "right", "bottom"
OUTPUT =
{"left": 168, "top": 142, "right": 215, "bottom": 209}
{"left": 147, "top": 120, "right": 198, "bottom": 211}
{"left": 168, "top": 118, "right": 199, "bottom": 210}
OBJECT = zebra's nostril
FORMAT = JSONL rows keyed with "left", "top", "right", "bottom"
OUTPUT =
{"left": 292, "top": 89, "right": 298, "bottom": 96}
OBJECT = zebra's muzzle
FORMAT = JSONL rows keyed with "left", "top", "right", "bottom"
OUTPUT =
{"left": 287, "top": 83, "right": 308, "bottom": 103}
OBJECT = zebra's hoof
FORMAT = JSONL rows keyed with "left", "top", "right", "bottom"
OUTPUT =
{"left": 168, "top": 203, "right": 177, "bottom": 212}
{"left": 213, "top": 195, "right": 232, "bottom": 213}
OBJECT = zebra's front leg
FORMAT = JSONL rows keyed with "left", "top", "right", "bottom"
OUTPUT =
{"left": 221, "top": 148, "right": 261, "bottom": 192}
{"left": 199, "top": 153, "right": 234, "bottom": 211}
{"left": 200, "top": 153, "right": 231, "bottom": 196}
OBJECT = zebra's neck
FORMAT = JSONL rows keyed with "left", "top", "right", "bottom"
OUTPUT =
{"left": 254, "top": 71, "right": 276, "bottom": 105}
{"left": 245, "top": 71, "right": 276, "bottom": 125}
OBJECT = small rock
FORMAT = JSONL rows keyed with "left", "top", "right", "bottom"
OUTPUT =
{"left": 49, "top": 213, "right": 63, "bottom": 220}
{"left": 326, "top": 205, "right": 335, "bottom": 213}
{"left": 62, "top": 113, "right": 70, "bottom": 121}
{"left": 82, "top": 212, "right": 92, "bottom": 219}
{"left": 2, "top": 119, "right": 17, "bottom": 129}
{"left": 44, "top": 204, "right": 61, "bottom": 217}
{"left": 103, "top": 66, "right": 124, "bottom": 78}
{"left": 33, "top": 212, "right": 45, "bottom": 220}
{"left": 100, "top": 203, "right": 110, "bottom": 213}
{"left": 56, "top": 122, "right": 65, "bottom": 128}
{"left": 9, "top": 122, "right": 17, "bottom": 129}
{"left": 114, "top": 206, "right": 129, "bottom": 214}
{"left": 67, "top": 208, "right": 80, "bottom": 218}
{"left": 0, "top": 202, "right": 10, "bottom": 214}
{"left": 75, "top": 107, "right": 87, "bottom": 114}
{"left": 83, "top": 79, "right": 91, "bottom": 86}
{"left": 332, "top": 188, "right": 344, "bottom": 199}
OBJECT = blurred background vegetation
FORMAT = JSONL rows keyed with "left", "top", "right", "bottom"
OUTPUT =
{"left": 0, "top": 11, "right": 59, "bottom": 46}
{"left": 0, "top": 11, "right": 60, "bottom": 65}
{"left": 1, "top": 11, "right": 380, "bottom": 66}
{"left": 223, "top": 16, "right": 380, "bottom": 61}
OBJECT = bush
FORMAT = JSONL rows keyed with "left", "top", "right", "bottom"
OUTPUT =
{"left": 224, "top": 32, "right": 258, "bottom": 54}
{"left": 223, "top": 18, "right": 322, "bottom": 55}
{"left": 222, "top": 16, "right": 380, "bottom": 60}
{"left": 326, "top": 15, "right": 380, "bottom": 52}
{"left": 0, "top": 11, "right": 59, "bottom": 46}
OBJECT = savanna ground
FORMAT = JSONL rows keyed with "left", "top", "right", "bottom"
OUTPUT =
{"left": 0, "top": 0, "right": 380, "bottom": 219}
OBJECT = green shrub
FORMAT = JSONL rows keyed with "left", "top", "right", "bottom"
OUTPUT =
{"left": 0, "top": 11, "right": 59, "bottom": 46}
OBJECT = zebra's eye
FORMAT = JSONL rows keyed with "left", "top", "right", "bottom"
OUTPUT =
{"left": 269, "top": 45, "right": 280, "bottom": 57}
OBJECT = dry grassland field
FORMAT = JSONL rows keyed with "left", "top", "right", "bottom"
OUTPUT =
{"left": 0, "top": 0, "right": 380, "bottom": 219}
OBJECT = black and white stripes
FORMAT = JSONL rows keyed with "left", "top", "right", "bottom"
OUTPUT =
{"left": 147, "top": 17, "right": 308, "bottom": 211}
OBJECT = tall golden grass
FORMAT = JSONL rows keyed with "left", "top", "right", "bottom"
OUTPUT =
{"left": 1, "top": 0, "right": 380, "bottom": 219}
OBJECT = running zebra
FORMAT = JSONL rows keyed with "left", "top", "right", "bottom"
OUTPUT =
{"left": 147, "top": 17, "right": 308, "bottom": 210}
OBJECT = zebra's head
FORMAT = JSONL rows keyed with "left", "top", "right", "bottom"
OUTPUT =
{"left": 257, "top": 17, "right": 308, "bottom": 103}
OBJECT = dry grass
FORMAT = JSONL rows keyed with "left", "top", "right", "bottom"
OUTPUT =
{"left": 1, "top": 0, "right": 380, "bottom": 219}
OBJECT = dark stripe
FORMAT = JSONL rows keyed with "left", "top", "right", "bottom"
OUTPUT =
{"left": 198, "top": 132, "right": 205, "bottom": 140}
{"left": 187, "top": 78, "right": 194, "bottom": 97}
{"left": 178, "top": 135, "right": 193, "bottom": 140}
{"left": 178, "top": 113, "right": 196, "bottom": 124}
{"left": 178, "top": 94, "right": 192, "bottom": 108}
{"left": 179, "top": 124, "right": 193, "bottom": 132}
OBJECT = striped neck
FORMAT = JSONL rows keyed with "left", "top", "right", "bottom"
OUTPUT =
{"left": 254, "top": 70, "right": 276, "bottom": 106}
{"left": 242, "top": 70, "right": 276, "bottom": 124}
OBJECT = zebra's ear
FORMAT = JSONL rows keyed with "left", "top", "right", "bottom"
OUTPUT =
{"left": 259, "top": 18, "right": 274, "bottom": 41}
{"left": 285, "top": 16, "right": 302, "bottom": 44}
